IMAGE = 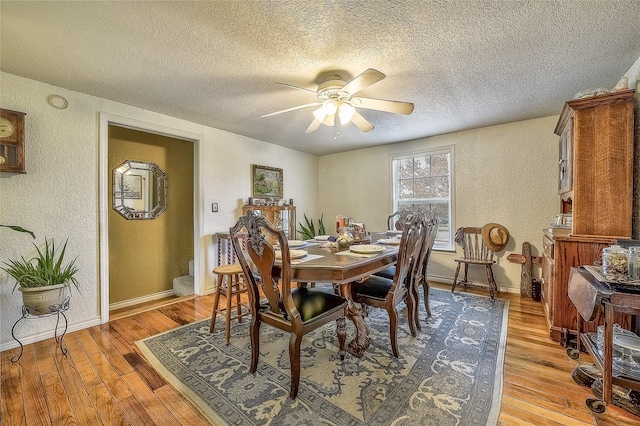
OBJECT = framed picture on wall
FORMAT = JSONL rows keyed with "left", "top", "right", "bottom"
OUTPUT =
{"left": 115, "top": 173, "right": 142, "bottom": 199}
{"left": 252, "top": 164, "right": 283, "bottom": 198}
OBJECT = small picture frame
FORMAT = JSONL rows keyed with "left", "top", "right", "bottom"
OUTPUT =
{"left": 115, "top": 174, "right": 142, "bottom": 199}
{"left": 252, "top": 165, "right": 283, "bottom": 198}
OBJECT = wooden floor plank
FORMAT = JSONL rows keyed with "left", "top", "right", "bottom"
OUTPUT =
{"left": 154, "top": 384, "right": 210, "bottom": 426}
{"left": 53, "top": 344, "right": 102, "bottom": 425}
{"left": 41, "top": 371, "right": 76, "bottom": 426}
{"left": 1, "top": 350, "right": 26, "bottom": 426}
{"left": 19, "top": 344, "right": 53, "bottom": 426}
{"left": 121, "top": 370, "right": 180, "bottom": 426}
{"left": 64, "top": 334, "right": 102, "bottom": 388}
{"left": 86, "top": 350, "right": 132, "bottom": 402}
{"left": 87, "top": 384, "right": 128, "bottom": 426}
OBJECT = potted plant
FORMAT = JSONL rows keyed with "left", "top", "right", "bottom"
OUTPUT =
{"left": 297, "top": 213, "right": 327, "bottom": 240}
{"left": 1, "top": 238, "right": 79, "bottom": 315}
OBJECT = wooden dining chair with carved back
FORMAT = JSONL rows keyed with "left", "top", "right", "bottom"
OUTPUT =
{"left": 230, "top": 210, "right": 349, "bottom": 399}
{"left": 387, "top": 207, "right": 414, "bottom": 231}
{"left": 350, "top": 214, "right": 424, "bottom": 357}
{"left": 374, "top": 207, "right": 417, "bottom": 280}
{"left": 411, "top": 209, "right": 439, "bottom": 330}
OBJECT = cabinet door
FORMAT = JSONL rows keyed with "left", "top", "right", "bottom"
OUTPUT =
{"left": 558, "top": 123, "right": 572, "bottom": 194}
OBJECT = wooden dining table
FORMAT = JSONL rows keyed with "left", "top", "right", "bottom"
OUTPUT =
{"left": 289, "top": 237, "right": 399, "bottom": 358}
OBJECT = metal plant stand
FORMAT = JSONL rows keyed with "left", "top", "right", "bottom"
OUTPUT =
{"left": 10, "top": 296, "right": 70, "bottom": 363}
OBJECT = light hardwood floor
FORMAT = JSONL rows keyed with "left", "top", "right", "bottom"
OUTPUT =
{"left": 1, "top": 283, "right": 639, "bottom": 425}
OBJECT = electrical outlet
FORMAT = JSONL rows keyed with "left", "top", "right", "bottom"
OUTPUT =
{"left": 212, "top": 203, "right": 218, "bottom": 212}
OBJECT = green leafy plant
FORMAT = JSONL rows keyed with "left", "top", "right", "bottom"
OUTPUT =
{"left": 1, "top": 238, "right": 79, "bottom": 292}
{"left": 297, "top": 213, "right": 327, "bottom": 240}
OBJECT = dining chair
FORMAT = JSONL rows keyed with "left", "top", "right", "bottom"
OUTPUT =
{"left": 230, "top": 210, "right": 349, "bottom": 399}
{"left": 412, "top": 209, "right": 439, "bottom": 329}
{"left": 387, "top": 207, "right": 414, "bottom": 231}
{"left": 451, "top": 226, "right": 499, "bottom": 299}
{"left": 350, "top": 214, "right": 424, "bottom": 357}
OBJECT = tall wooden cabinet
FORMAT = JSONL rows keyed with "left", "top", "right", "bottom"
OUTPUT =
{"left": 542, "top": 89, "right": 635, "bottom": 344}
{"left": 555, "top": 89, "right": 635, "bottom": 237}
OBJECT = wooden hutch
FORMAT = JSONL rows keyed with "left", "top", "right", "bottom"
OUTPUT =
{"left": 542, "top": 89, "right": 635, "bottom": 344}
{"left": 242, "top": 205, "right": 297, "bottom": 240}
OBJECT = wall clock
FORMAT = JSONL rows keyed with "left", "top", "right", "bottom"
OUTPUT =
{"left": 0, "top": 108, "right": 26, "bottom": 173}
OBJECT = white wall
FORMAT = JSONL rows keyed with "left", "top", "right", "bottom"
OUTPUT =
{"left": 319, "top": 116, "right": 560, "bottom": 293}
{"left": 0, "top": 72, "right": 318, "bottom": 349}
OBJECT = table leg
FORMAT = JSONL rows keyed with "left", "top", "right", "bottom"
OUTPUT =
{"left": 340, "top": 283, "right": 371, "bottom": 358}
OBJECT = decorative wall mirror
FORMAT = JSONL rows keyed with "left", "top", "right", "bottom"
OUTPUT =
{"left": 113, "top": 160, "right": 167, "bottom": 220}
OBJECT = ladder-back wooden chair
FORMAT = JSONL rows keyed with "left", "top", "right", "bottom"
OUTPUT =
{"left": 230, "top": 211, "right": 348, "bottom": 399}
{"left": 351, "top": 214, "right": 423, "bottom": 357}
{"left": 451, "top": 227, "right": 499, "bottom": 299}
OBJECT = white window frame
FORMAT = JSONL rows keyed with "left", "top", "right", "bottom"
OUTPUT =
{"left": 391, "top": 145, "right": 455, "bottom": 251}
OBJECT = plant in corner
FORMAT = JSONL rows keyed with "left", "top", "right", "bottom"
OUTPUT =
{"left": 297, "top": 213, "right": 327, "bottom": 240}
{"left": 1, "top": 238, "right": 79, "bottom": 315}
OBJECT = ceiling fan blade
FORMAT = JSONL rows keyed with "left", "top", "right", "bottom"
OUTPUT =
{"left": 353, "top": 97, "right": 415, "bottom": 115}
{"left": 342, "top": 68, "right": 386, "bottom": 96}
{"left": 261, "top": 102, "right": 322, "bottom": 118}
{"left": 305, "top": 119, "right": 322, "bottom": 133}
{"left": 351, "top": 111, "right": 374, "bottom": 132}
{"left": 276, "top": 82, "right": 317, "bottom": 95}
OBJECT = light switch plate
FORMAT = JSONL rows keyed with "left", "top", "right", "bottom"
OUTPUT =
{"left": 212, "top": 203, "right": 218, "bottom": 212}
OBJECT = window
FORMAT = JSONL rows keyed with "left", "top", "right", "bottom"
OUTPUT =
{"left": 392, "top": 146, "right": 454, "bottom": 250}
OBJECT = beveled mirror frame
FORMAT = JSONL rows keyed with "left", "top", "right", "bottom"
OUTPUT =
{"left": 113, "top": 160, "right": 167, "bottom": 220}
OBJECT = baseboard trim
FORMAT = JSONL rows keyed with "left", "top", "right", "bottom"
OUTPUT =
{"left": 109, "top": 289, "right": 176, "bottom": 311}
{"left": 0, "top": 316, "right": 102, "bottom": 352}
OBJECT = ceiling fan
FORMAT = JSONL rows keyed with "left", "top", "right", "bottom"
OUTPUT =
{"left": 261, "top": 68, "right": 415, "bottom": 133}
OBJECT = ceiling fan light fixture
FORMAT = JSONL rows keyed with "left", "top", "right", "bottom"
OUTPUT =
{"left": 312, "top": 106, "right": 327, "bottom": 123}
{"left": 338, "top": 102, "right": 356, "bottom": 125}
{"left": 323, "top": 99, "right": 338, "bottom": 115}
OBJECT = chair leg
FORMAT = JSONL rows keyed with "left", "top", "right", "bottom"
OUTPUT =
{"left": 452, "top": 263, "right": 462, "bottom": 293}
{"left": 412, "top": 283, "right": 422, "bottom": 331}
{"left": 405, "top": 290, "right": 417, "bottom": 337}
{"left": 249, "top": 318, "right": 261, "bottom": 373}
{"left": 485, "top": 265, "right": 497, "bottom": 299}
{"left": 463, "top": 264, "right": 469, "bottom": 285}
{"left": 209, "top": 274, "right": 223, "bottom": 333}
{"left": 288, "top": 333, "right": 303, "bottom": 399}
{"left": 225, "top": 275, "right": 233, "bottom": 345}
{"left": 422, "top": 280, "right": 432, "bottom": 318}
{"left": 388, "top": 305, "right": 400, "bottom": 357}
{"left": 234, "top": 274, "right": 243, "bottom": 322}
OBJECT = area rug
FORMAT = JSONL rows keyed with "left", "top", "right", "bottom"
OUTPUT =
{"left": 136, "top": 287, "right": 509, "bottom": 426}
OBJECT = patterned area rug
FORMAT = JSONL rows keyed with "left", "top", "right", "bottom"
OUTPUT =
{"left": 137, "top": 288, "right": 509, "bottom": 426}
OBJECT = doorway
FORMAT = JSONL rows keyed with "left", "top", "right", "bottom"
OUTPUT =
{"left": 108, "top": 126, "right": 194, "bottom": 308}
{"left": 99, "top": 113, "right": 204, "bottom": 323}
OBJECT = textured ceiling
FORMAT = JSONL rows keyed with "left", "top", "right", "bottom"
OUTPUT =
{"left": 1, "top": 1, "right": 640, "bottom": 155}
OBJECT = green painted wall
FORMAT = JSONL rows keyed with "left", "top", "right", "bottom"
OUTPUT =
{"left": 108, "top": 126, "right": 194, "bottom": 304}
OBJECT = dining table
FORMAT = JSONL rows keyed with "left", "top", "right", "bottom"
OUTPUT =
{"left": 287, "top": 234, "right": 400, "bottom": 358}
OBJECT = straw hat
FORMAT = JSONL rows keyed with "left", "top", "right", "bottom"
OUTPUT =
{"left": 481, "top": 223, "right": 510, "bottom": 252}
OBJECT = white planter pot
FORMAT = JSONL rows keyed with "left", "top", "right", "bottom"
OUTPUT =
{"left": 18, "top": 283, "right": 68, "bottom": 315}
